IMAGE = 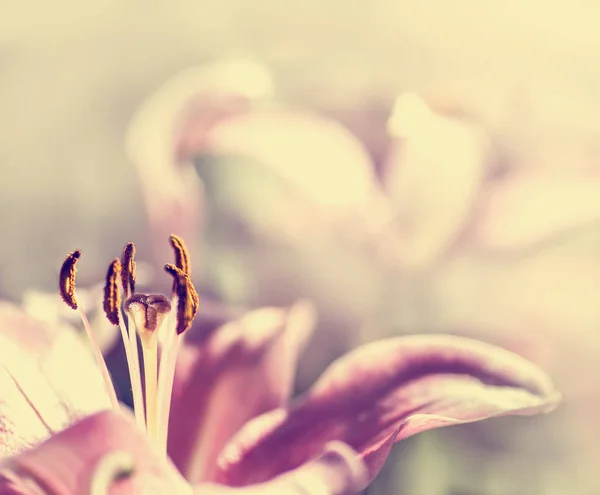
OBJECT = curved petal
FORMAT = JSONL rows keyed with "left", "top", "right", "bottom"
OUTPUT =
{"left": 215, "top": 335, "right": 559, "bottom": 486}
{"left": 195, "top": 442, "right": 367, "bottom": 495}
{"left": 0, "top": 302, "right": 110, "bottom": 457}
{"left": 383, "top": 94, "right": 488, "bottom": 268}
{"left": 467, "top": 172, "right": 600, "bottom": 251}
{"left": 168, "top": 301, "right": 316, "bottom": 483}
{"left": 126, "top": 68, "right": 235, "bottom": 263}
{"left": 205, "top": 109, "right": 381, "bottom": 214}
{"left": 126, "top": 60, "right": 274, "bottom": 264}
{"left": 0, "top": 411, "right": 190, "bottom": 495}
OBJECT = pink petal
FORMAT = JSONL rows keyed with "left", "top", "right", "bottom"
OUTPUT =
{"left": 194, "top": 442, "right": 367, "bottom": 495}
{"left": 215, "top": 335, "right": 559, "bottom": 486}
{"left": 0, "top": 411, "right": 189, "bottom": 495}
{"left": 126, "top": 60, "right": 274, "bottom": 263}
{"left": 383, "top": 94, "right": 488, "bottom": 267}
{"left": 429, "top": 245, "right": 600, "bottom": 399}
{"left": 0, "top": 302, "right": 110, "bottom": 457}
{"left": 168, "top": 301, "right": 316, "bottom": 483}
{"left": 467, "top": 172, "right": 600, "bottom": 251}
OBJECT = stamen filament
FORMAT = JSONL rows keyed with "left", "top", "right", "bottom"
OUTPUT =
{"left": 117, "top": 306, "right": 145, "bottom": 431}
{"left": 77, "top": 307, "right": 120, "bottom": 410}
{"left": 156, "top": 298, "right": 180, "bottom": 455}
{"left": 140, "top": 331, "right": 159, "bottom": 446}
{"left": 128, "top": 321, "right": 144, "bottom": 427}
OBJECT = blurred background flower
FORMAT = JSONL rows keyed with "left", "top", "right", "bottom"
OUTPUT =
{"left": 1, "top": 1, "right": 600, "bottom": 493}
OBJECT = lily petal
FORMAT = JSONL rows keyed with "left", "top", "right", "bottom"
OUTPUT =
{"left": 205, "top": 109, "right": 381, "bottom": 215}
{"left": 0, "top": 302, "right": 110, "bottom": 457}
{"left": 195, "top": 442, "right": 367, "bottom": 495}
{"left": 0, "top": 411, "right": 190, "bottom": 495}
{"left": 215, "top": 335, "right": 559, "bottom": 485}
{"left": 126, "top": 60, "right": 274, "bottom": 264}
{"left": 467, "top": 172, "right": 600, "bottom": 251}
{"left": 168, "top": 301, "right": 316, "bottom": 483}
{"left": 383, "top": 94, "right": 488, "bottom": 268}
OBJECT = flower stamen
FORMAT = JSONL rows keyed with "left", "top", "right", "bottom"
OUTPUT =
{"left": 59, "top": 252, "right": 120, "bottom": 410}
{"left": 100, "top": 252, "right": 145, "bottom": 430}
{"left": 119, "top": 242, "right": 145, "bottom": 431}
{"left": 156, "top": 238, "right": 198, "bottom": 455}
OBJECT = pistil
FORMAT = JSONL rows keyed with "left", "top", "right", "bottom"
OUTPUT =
{"left": 125, "top": 294, "right": 172, "bottom": 448}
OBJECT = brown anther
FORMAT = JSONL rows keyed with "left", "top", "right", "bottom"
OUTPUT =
{"left": 121, "top": 242, "right": 136, "bottom": 297}
{"left": 164, "top": 264, "right": 199, "bottom": 334}
{"left": 103, "top": 259, "right": 122, "bottom": 326}
{"left": 59, "top": 250, "right": 81, "bottom": 310}
{"left": 169, "top": 234, "right": 190, "bottom": 275}
{"left": 124, "top": 294, "right": 172, "bottom": 335}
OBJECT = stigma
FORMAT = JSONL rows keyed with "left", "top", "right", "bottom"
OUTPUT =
{"left": 58, "top": 234, "right": 198, "bottom": 456}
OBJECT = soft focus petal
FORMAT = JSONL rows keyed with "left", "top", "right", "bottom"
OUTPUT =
{"left": 215, "top": 335, "right": 559, "bottom": 485}
{"left": 0, "top": 302, "right": 110, "bottom": 457}
{"left": 383, "top": 93, "right": 488, "bottom": 268}
{"left": 126, "top": 64, "right": 250, "bottom": 262}
{"left": 195, "top": 442, "right": 367, "bottom": 495}
{"left": 205, "top": 109, "right": 382, "bottom": 215}
{"left": 430, "top": 240, "right": 600, "bottom": 399}
{"left": 467, "top": 172, "right": 600, "bottom": 251}
{"left": 168, "top": 301, "right": 316, "bottom": 483}
{"left": 0, "top": 411, "right": 190, "bottom": 495}
{"left": 126, "top": 60, "right": 273, "bottom": 264}
{"left": 22, "top": 284, "right": 119, "bottom": 353}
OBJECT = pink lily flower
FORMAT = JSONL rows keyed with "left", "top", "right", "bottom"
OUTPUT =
{"left": 0, "top": 235, "right": 559, "bottom": 494}
{"left": 126, "top": 65, "right": 600, "bottom": 271}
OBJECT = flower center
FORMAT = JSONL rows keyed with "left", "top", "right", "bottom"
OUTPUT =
{"left": 58, "top": 234, "right": 198, "bottom": 456}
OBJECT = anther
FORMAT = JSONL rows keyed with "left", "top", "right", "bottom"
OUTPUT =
{"left": 124, "top": 294, "right": 172, "bottom": 335}
{"left": 121, "top": 242, "right": 136, "bottom": 297}
{"left": 169, "top": 234, "right": 190, "bottom": 275}
{"left": 103, "top": 259, "right": 122, "bottom": 326}
{"left": 59, "top": 250, "right": 81, "bottom": 310}
{"left": 164, "top": 264, "right": 199, "bottom": 334}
